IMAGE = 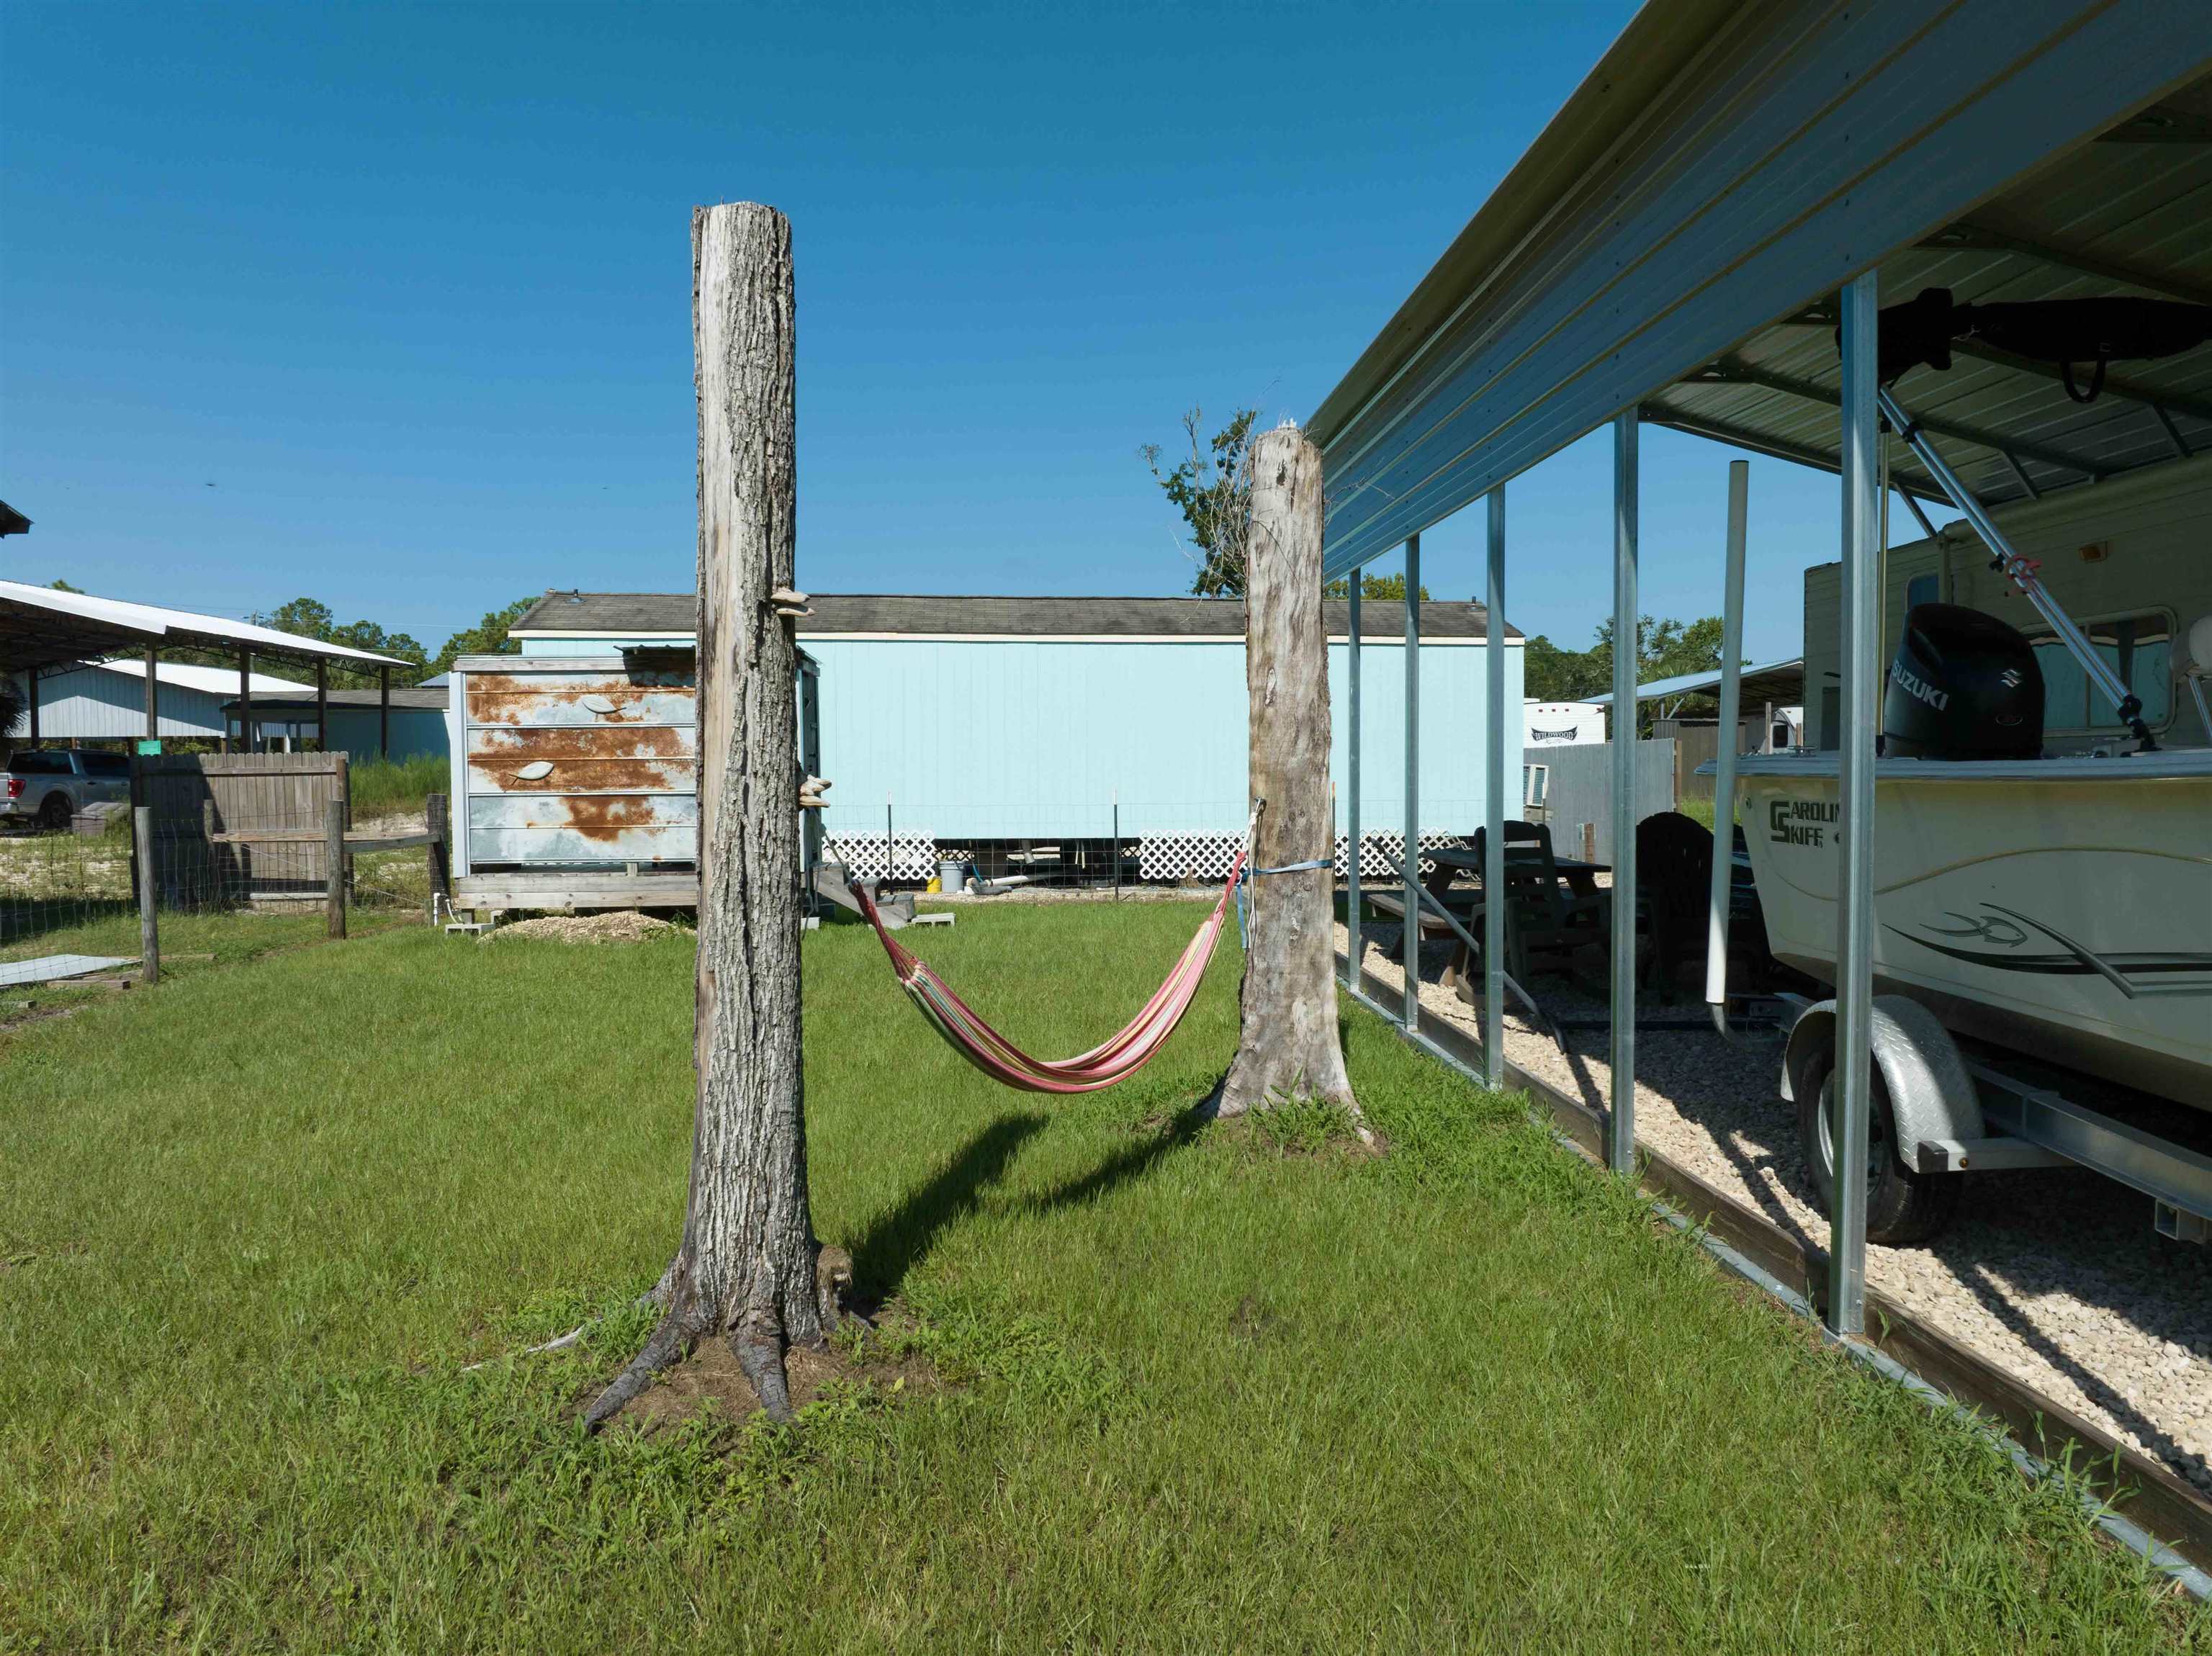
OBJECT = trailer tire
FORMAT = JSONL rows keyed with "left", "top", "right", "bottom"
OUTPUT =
{"left": 1796, "top": 1051, "right": 1961, "bottom": 1246}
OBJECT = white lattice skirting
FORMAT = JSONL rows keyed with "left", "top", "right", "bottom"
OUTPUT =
{"left": 1137, "top": 832, "right": 1462, "bottom": 883}
{"left": 823, "top": 833, "right": 939, "bottom": 881}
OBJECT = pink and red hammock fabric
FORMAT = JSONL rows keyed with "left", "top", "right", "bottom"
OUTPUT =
{"left": 850, "top": 845, "right": 1249, "bottom": 1094}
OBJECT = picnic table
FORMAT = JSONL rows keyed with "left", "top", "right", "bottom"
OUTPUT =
{"left": 1421, "top": 844, "right": 1608, "bottom": 901}
{"left": 1362, "top": 841, "right": 1612, "bottom": 997}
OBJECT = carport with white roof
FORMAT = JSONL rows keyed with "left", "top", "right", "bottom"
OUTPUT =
{"left": 0, "top": 580, "right": 410, "bottom": 754}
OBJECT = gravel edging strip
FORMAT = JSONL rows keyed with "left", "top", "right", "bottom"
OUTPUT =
{"left": 1337, "top": 951, "right": 2212, "bottom": 1598}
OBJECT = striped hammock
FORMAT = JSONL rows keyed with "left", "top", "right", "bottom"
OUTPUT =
{"left": 850, "top": 847, "right": 1248, "bottom": 1094}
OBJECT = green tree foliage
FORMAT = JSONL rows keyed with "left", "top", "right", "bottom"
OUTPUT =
{"left": 246, "top": 598, "right": 429, "bottom": 688}
{"left": 1142, "top": 408, "right": 1258, "bottom": 598}
{"left": 1522, "top": 614, "right": 1734, "bottom": 733}
{"left": 429, "top": 598, "right": 535, "bottom": 675}
{"left": 1322, "top": 573, "right": 1431, "bottom": 602}
{"left": 48, "top": 578, "right": 83, "bottom": 593}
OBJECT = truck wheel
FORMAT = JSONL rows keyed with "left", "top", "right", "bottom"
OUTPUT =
{"left": 1797, "top": 1050, "right": 1961, "bottom": 1246}
{"left": 35, "top": 793, "right": 72, "bottom": 831}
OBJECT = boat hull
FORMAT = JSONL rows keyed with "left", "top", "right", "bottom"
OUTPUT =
{"left": 1735, "top": 755, "right": 2212, "bottom": 1108}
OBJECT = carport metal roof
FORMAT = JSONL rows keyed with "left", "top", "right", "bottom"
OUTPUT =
{"left": 1310, "top": 0, "right": 2212, "bottom": 576}
{"left": 0, "top": 580, "right": 411, "bottom": 677}
{"left": 1587, "top": 655, "right": 1804, "bottom": 708}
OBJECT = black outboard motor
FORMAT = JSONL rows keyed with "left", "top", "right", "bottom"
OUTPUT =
{"left": 1882, "top": 603, "right": 2044, "bottom": 760}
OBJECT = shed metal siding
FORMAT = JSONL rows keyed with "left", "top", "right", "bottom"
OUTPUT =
{"left": 11, "top": 667, "right": 230, "bottom": 740}
{"left": 449, "top": 660, "right": 698, "bottom": 873}
{"left": 320, "top": 706, "right": 449, "bottom": 762}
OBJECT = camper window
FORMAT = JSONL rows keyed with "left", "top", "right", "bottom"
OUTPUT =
{"left": 2029, "top": 609, "right": 2173, "bottom": 733}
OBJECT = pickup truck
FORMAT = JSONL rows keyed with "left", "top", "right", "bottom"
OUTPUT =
{"left": 2, "top": 749, "right": 132, "bottom": 830}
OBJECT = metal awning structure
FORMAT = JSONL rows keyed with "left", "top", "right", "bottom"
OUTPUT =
{"left": 1, "top": 580, "right": 414, "bottom": 757}
{"left": 0, "top": 580, "right": 410, "bottom": 677}
{"left": 1315, "top": 0, "right": 2212, "bottom": 1530}
{"left": 1310, "top": 2, "right": 2212, "bottom": 575}
{"left": 1588, "top": 656, "right": 1804, "bottom": 708}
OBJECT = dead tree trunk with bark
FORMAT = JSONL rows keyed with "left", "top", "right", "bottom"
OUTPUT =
{"left": 1218, "top": 424, "right": 1362, "bottom": 1128}
{"left": 586, "top": 202, "right": 841, "bottom": 1429}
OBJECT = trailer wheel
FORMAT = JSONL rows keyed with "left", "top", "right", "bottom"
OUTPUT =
{"left": 1797, "top": 1052, "right": 1961, "bottom": 1246}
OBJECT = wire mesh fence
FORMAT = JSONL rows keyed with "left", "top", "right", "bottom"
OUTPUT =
{"left": 0, "top": 797, "right": 446, "bottom": 958}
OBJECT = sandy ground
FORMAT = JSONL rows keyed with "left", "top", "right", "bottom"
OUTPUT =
{"left": 485, "top": 912, "right": 680, "bottom": 944}
{"left": 1340, "top": 919, "right": 2212, "bottom": 1495}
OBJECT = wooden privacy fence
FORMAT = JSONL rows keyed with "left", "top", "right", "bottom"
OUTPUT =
{"left": 1521, "top": 738, "right": 1676, "bottom": 863}
{"left": 1653, "top": 719, "right": 1762, "bottom": 804}
{"left": 135, "top": 752, "right": 350, "bottom": 905}
{"left": 130, "top": 752, "right": 449, "bottom": 921}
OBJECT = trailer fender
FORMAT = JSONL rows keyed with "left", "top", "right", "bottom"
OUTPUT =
{"left": 1779, "top": 994, "right": 1983, "bottom": 1153}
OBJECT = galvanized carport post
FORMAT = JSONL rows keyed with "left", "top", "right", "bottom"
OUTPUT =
{"left": 1401, "top": 534, "right": 1421, "bottom": 1030}
{"left": 1483, "top": 486, "right": 1506, "bottom": 1087}
{"left": 1830, "top": 271, "right": 1881, "bottom": 1336}
{"left": 1345, "top": 578, "right": 1362, "bottom": 987}
{"left": 1609, "top": 413, "right": 1638, "bottom": 1175}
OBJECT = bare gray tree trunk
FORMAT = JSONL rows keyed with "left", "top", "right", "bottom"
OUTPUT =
{"left": 587, "top": 203, "right": 839, "bottom": 1428}
{"left": 1218, "top": 426, "right": 1361, "bottom": 1125}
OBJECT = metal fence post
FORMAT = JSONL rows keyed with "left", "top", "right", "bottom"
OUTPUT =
{"left": 1346, "top": 579, "right": 1362, "bottom": 986}
{"left": 1402, "top": 534, "right": 1421, "bottom": 1030}
{"left": 1830, "top": 271, "right": 1881, "bottom": 1337}
{"left": 1483, "top": 486, "right": 1506, "bottom": 1088}
{"left": 1609, "top": 411, "right": 1639, "bottom": 1175}
{"left": 134, "top": 805, "right": 159, "bottom": 986}
{"left": 325, "top": 798, "right": 348, "bottom": 940}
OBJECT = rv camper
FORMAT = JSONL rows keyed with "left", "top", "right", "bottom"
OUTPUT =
{"left": 1521, "top": 701, "right": 1605, "bottom": 747}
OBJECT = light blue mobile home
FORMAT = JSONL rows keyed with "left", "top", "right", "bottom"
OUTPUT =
{"left": 509, "top": 591, "right": 1523, "bottom": 878}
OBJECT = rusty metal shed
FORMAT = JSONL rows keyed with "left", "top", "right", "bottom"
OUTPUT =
{"left": 444, "top": 647, "right": 819, "bottom": 912}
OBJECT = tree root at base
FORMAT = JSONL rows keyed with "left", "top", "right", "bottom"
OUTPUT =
{"left": 583, "top": 1312, "right": 705, "bottom": 1431}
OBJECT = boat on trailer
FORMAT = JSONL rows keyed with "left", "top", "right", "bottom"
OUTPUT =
{"left": 1703, "top": 294, "right": 2212, "bottom": 1244}
{"left": 1737, "top": 745, "right": 2212, "bottom": 1110}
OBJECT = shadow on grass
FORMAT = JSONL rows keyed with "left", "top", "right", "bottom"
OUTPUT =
{"left": 1022, "top": 1096, "right": 1217, "bottom": 1217}
{"left": 848, "top": 1114, "right": 1050, "bottom": 1297}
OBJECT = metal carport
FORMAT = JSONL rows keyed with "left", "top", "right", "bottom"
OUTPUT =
{"left": 1312, "top": 0, "right": 2212, "bottom": 1546}
{"left": 0, "top": 580, "right": 410, "bottom": 755}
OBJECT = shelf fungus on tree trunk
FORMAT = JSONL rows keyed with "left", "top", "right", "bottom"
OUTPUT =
{"left": 1217, "top": 424, "right": 1366, "bottom": 1138}
{"left": 585, "top": 201, "right": 850, "bottom": 1431}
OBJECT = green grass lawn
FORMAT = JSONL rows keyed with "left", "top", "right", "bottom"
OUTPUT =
{"left": 0, "top": 904, "right": 2200, "bottom": 1651}
{"left": 349, "top": 752, "right": 449, "bottom": 822}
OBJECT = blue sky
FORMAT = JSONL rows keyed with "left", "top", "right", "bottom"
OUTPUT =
{"left": 7, "top": 1, "right": 1863, "bottom": 664}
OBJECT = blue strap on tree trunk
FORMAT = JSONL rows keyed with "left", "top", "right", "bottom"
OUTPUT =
{"left": 1235, "top": 858, "right": 1335, "bottom": 949}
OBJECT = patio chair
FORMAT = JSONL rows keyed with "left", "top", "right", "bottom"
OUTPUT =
{"left": 1633, "top": 810, "right": 1714, "bottom": 1001}
{"left": 1470, "top": 819, "right": 1606, "bottom": 985}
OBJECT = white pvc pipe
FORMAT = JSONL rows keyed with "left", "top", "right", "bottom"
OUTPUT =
{"left": 1705, "top": 461, "right": 1748, "bottom": 1032}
